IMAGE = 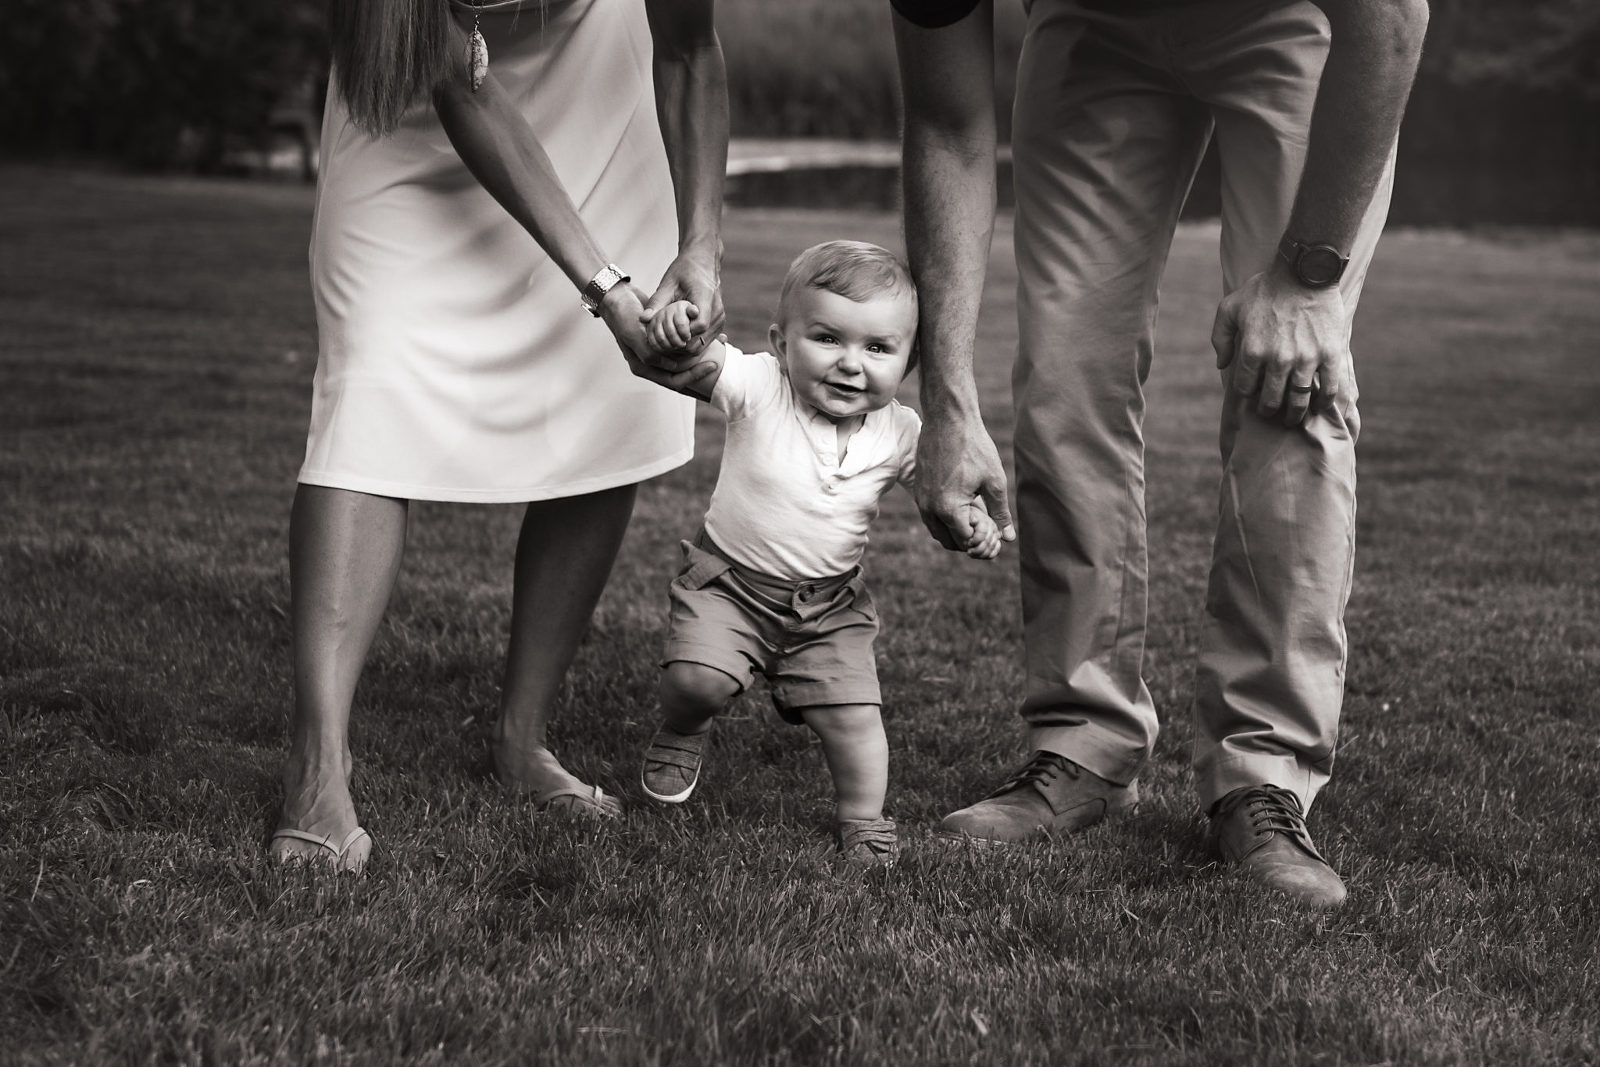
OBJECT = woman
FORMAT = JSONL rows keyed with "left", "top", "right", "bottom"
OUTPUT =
{"left": 270, "top": 0, "right": 728, "bottom": 871}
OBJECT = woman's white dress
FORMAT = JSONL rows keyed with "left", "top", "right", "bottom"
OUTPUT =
{"left": 301, "top": 0, "right": 694, "bottom": 502}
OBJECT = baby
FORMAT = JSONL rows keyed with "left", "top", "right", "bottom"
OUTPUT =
{"left": 633, "top": 240, "right": 1001, "bottom": 863}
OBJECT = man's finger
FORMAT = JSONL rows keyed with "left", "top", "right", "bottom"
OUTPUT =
{"left": 1211, "top": 302, "right": 1239, "bottom": 369}
{"left": 642, "top": 283, "right": 676, "bottom": 317}
{"left": 1282, "top": 369, "right": 1316, "bottom": 426}
{"left": 1257, "top": 365, "right": 1290, "bottom": 416}
{"left": 918, "top": 509, "right": 960, "bottom": 552}
{"left": 1232, "top": 351, "right": 1264, "bottom": 398}
{"left": 1313, "top": 352, "right": 1345, "bottom": 415}
{"left": 980, "top": 482, "right": 1016, "bottom": 542}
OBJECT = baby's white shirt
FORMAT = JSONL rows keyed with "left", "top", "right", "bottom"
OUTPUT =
{"left": 702, "top": 344, "right": 920, "bottom": 581}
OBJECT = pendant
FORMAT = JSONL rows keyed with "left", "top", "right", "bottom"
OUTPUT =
{"left": 469, "top": 25, "right": 489, "bottom": 92}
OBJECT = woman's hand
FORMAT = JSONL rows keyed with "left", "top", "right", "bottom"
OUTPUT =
{"left": 602, "top": 283, "right": 718, "bottom": 393}
{"left": 643, "top": 245, "right": 724, "bottom": 353}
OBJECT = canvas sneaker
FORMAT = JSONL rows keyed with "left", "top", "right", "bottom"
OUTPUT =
{"left": 640, "top": 727, "right": 709, "bottom": 803}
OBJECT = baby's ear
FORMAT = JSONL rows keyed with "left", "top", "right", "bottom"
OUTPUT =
{"left": 768, "top": 322, "right": 785, "bottom": 358}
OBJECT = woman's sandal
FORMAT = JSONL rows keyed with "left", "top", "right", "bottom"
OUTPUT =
{"left": 269, "top": 826, "right": 372, "bottom": 873}
{"left": 530, "top": 782, "right": 621, "bottom": 819}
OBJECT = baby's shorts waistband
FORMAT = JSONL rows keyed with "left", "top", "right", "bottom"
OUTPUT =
{"left": 690, "top": 529, "right": 859, "bottom": 600}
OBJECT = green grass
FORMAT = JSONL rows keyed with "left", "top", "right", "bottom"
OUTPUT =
{"left": 2, "top": 165, "right": 1599, "bottom": 1064}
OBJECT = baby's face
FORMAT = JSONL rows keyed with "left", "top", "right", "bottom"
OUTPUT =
{"left": 771, "top": 286, "right": 917, "bottom": 423}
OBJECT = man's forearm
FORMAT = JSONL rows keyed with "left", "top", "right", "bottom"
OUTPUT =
{"left": 1291, "top": 0, "right": 1429, "bottom": 249}
{"left": 904, "top": 128, "right": 996, "bottom": 420}
{"left": 893, "top": 2, "right": 997, "bottom": 422}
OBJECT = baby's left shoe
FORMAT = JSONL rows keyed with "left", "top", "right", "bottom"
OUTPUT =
{"left": 837, "top": 817, "right": 899, "bottom": 866}
{"left": 641, "top": 726, "right": 709, "bottom": 803}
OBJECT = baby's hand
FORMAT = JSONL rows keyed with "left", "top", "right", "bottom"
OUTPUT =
{"left": 641, "top": 299, "right": 700, "bottom": 355}
{"left": 963, "top": 505, "right": 1004, "bottom": 560}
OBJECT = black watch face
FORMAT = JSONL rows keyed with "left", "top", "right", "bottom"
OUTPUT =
{"left": 1299, "top": 246, "right": 1344, "bottom": 287}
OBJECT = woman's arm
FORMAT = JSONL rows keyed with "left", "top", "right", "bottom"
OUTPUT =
{"left": 642, "top": 0, "right": 730, "bottom": 350}
{"left": 429, "top": 10, "right": 715, "bottom": 392}
{"left": 430, "top": 14, "right": 614, "bottom": 300}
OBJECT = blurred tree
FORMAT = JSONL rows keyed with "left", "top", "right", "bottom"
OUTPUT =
{"left": 0, "top": 0, "right": 325, "bottom": 170}
{"left": 1398, "top": 0, "right": 1600, "bottom": 224}
{"left": 1425, "top": 0, "right": 1600, "bottom": 97}
{"left": 0, "top": 0, "right": 1595, "bottom": 221}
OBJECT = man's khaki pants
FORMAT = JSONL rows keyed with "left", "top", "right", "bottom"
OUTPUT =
{"left": 1010, "top": 0, "right": 1394, "bottom": 811}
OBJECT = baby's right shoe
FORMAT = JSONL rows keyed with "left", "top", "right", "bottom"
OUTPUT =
{"left": 837, "top": 817, "right": 899, "bottom": 866}
{"left": 640, "top": 726, "right": 709, "bottom": 803}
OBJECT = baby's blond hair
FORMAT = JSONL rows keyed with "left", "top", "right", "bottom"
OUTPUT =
{"left": 777, "top": 241, "right": 918, "bottom": 325}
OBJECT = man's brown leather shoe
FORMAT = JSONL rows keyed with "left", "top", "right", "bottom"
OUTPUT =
{"left": 1210, "top": 785, "right": 1347, "bottom": 908}
{"left": 937, "top": 751, "right": 1138, "bottom": 845}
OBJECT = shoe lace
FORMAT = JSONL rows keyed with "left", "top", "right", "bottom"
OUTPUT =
{"left": 989, "top": 750, "right": 1080, "bottom": 799}
{"left": 1222, "top": 784, "right": 1308, "bottom": 837}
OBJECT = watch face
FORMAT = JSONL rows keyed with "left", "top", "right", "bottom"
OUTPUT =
{"left": 1299, "top": 246, "right": 1345, "bottom": 287}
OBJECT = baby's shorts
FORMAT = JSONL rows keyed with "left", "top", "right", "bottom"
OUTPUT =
{"left": 661, "top": 531, "right": 881, "bottom": 724}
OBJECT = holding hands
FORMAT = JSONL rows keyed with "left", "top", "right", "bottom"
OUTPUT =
{"left": 600, "top": 286, "right": 719, "bottom": 395}
{"left": 915, "top": 409, "right": 1016, "bottom": 563}
{"left": 642, "top": 298, "right": 704, "bottom": 355}
{"left": 959, "top": 503, "right": 1005, "bottom": 560}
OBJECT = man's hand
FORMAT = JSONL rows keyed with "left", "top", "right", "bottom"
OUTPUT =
{"left": 915, "top": 410, "right": 1016, "bottom": 554}
{"left": 644, "top": 246, "right": 724, "bottom": 354}
{"left": 1212, "top": 267, "right": 1355, "bottom": 426}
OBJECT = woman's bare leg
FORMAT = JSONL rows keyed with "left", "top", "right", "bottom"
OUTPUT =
{"left": 276, "top": 485, "right": 407, "bottom": 848}
{"left": 493, "top": 483, "right": 636, "bottom": 809}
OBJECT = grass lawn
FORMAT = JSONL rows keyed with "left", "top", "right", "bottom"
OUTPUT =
{"left": 2, "top": 165, "right": 1598, "bottom": 1064}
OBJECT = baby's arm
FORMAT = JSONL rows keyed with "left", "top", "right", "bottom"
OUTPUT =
{"left": 637, "top": 299, "right": 725, "bottom": 401}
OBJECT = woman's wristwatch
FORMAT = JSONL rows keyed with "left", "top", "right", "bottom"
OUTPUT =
{"left": 580, "top": 263, "right": 630, "bottom": 317}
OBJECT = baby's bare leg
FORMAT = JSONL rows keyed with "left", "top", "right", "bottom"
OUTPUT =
{"left": 798, "top": 704, "right": 888, "bottom": 822}
{"left": 642, "top": 662, "right": 740, "bottom": 803}
{"left": 661, "top": 661, "right": 740, "bottom": 733}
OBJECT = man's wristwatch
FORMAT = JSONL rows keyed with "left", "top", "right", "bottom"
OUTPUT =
{"left": 1276, "top": 234, "right": 1348, "bottom": 289}
{"left": 580, "top": 263, "right": 630, "bottom": 317}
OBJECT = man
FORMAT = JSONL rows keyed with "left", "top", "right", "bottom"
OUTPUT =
{"left": 892, "top": 0, "right": 1428, "bottom": 906}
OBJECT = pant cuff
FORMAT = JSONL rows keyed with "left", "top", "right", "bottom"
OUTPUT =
{"left": 1198, "top": 753, "right": 1326, "bottom": 814}
{"left": 1029, "top": 721, "right": 1147, "bottom": 786}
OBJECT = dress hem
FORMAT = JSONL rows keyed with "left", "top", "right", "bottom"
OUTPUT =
{"left": 296, "top": 446, "right": 694, "bottom": 504}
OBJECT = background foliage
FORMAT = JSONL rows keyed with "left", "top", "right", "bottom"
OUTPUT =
{"left": 0, "top": 0, "right": 1596, "bottom": 217}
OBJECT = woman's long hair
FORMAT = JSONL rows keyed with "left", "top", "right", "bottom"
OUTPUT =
{"left": 328, "top": 0, "right": 454, "bottom": 135}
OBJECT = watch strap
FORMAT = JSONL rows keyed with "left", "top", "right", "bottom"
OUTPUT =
{"left": 1276, "top": 234, "right": 1348, "bottom": 289}
{"left": 581, "top": 263, "right": 630, "bottom": 317}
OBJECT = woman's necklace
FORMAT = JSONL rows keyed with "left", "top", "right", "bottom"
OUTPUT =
{"left": 469, "top": 9, "right": 488, "bottom": 92}
{"left": 458, "top": 0, "right": 545, "bottom": 93}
